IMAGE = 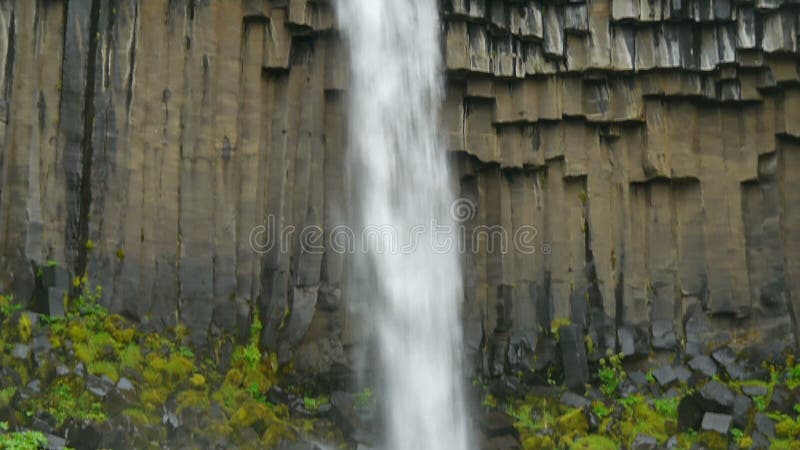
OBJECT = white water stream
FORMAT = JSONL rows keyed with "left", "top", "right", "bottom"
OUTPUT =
{"left": 332, "top": 1, "right": 470, "bottom": 449}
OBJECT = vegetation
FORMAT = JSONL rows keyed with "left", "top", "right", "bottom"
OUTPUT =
{"left": 597, "top": 352, "right": 625, "bottom": 396}
{"left": 0, "top": 422, "right": 48, "bottom": 450}
{"left": 0, "top": 278, "right": 345, "bottom": 448}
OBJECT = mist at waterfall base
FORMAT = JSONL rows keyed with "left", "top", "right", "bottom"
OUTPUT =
{"left": 332, "top": 1, "right": 470, "bottom": 449}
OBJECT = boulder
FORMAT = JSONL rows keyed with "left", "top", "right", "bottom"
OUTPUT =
{"left": 688, "top": 356, "right": 717, "bottom": 378}
{"left": 673, "top": 365, "right": 692, "bottom": 383}
{"left": 754, "top": 412, "right": 775, "bottom": 439}
{"left": 480, "top": 411, "right": 519, "bottom": 439}
{"left": 560, "top": 391, "right": 590, "bottom": 409}
{"left": 45, "top": 433, "right": 67, "bottom": 450}
{"left": 12, "top": 343, "right": 30, "bottom": 360}
{"left": 768, "top": 384, "right": 798, "bottom": 415}
{"left": 750, "top": 431, "right": 769, "bottom": 450}
{"left": 700, "top": 412, "right": 732, "bottom": 435}
{"left": 677, "top": 393, "right": 709, "bottom": 431}
{"left": 64, "top": 419, "right": 105, "bottom": 450}
{"left": 741, "top": 384, "right": 768, "bottom": 398}
{"left": 631, "top": 434, "right": 659, "bottom": 450}
{"left": 731, "top": 394, "right": 753, "bottom": 429}
{"left": 652, "top": 365, "right": 677, "bottom": 387}
{"left": 86, "top": 375, "right": 115, "bottom": 398}
{"left": 699, "top": 380, "right": 734, "bottom": 410}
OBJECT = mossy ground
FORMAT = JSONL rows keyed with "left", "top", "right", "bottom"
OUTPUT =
{"left": 0, "top": 280, "right": 345, "bottom": 449}
{"left": 481, "top": 351, "right": 800, "bottom": 450}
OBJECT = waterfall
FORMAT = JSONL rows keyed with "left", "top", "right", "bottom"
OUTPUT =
{"left": 333, "top": 1, "right": 470, "bottom": 449}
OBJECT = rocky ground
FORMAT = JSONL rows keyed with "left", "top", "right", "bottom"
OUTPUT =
{"left": 0, "top": 278, "right": 358, "bottom": 450}
{"left": 1, "top": 277, "right": 799, "bottom": 449}
{"left": 474, "top": 344, "right": 800, "bottom": 450}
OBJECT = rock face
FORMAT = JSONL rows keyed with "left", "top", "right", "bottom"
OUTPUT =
{"left": 0, "top": 0, "right": 799, "bottom": 373}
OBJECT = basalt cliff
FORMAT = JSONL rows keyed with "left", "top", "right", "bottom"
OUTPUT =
{"left": 1, "top": 0, "right": 800, "bottom": 380}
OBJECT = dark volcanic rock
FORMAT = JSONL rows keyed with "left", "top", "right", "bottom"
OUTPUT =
{"left": 700, "top": 412, "right": 732, "bottom": 435}
{"left": 64, "top": 419, "right": 104, "bottom": 450}
{"left": 45, "top": 433, "right": 67, "bottom": 450}
{"left": 631, "top": 434, "right": 659, "bottom": 450}
{"left": 750, "top": 431, "right": 770, "bottom": 450}
{"left": 731, "top": 394, "right": 753, "bottom": 429}
{"left": 768, "top": 384, "right": 797, "bottom": 415}
{"left": 754, "top": 412, "right": 776, "bottom": 439}
{"left": 86, "top": 375, "right": 115, "bottom": 398}
{"left": 481, "top": 411, "right": 519, "bottom": 439}
{"left": 559, "top": 325, "right": 589, "bottom": 391}
{"left": 741, "top": 384, "right": 768, "bottom": 398}
{"left": 560, "top": 391, "right": 590, "bottom": 409}
{"left": 677, "top": 393, "right": 709, "bottom": 431}
{"left": 652, "top": 365, "right": 677, "bottom": 387}
{"left": 699, "top": 380, "right": 734, "bottom": 410}
{"left": 12, "top": 343, "right": 30, "bottom": 360}
{"left": 688, "top": 356, "right": 717, "bottom": 378}
{"left": 673, "top": 365, "right": 692, "bottom": 383}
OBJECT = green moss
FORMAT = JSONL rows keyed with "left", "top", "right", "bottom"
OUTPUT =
{"left": 570, "top": 435, "right": 619, "bottom": 450}
{"left": 88, "top": 360, "right": 119, "bottom": 382}
{"left": 229, "top": 400, "right": 271, "bottom": 429}
{"left": 522, "top": 434, "right": 555, "bottom": 450}
{"left": 176, "top": 389, "right": 210, "bottom": 413}
{"left": 617, "top": 401, "right": 671, "bottom": 446}
{"left": 556, "top": 408, "right": 589, "bottom": 447}
{"left": 697, "top": 431, "right": 728, "bottom": 450}
{"left": 145, "top": 353, "right": 167, "bottom": 371}
{"left": 16, "top": 314, "right": 31, "bottom": 343}
{"left": 771, "top": 439, "right": 800, "bottom": 450}
{"left": 74, "top": 342, "right": 95, "bottom": 365}
{"left": 141, "top": 388, "right": 169, "bottom": 411}
{"left": 142, "top": 368, "right": 162, "bottom": 386}
{"left": 0, "top": 387, "right": 17, "bottom": 408}
{"left": 775, "top": 415, "right": 800, "bottom": 439}
{"left": 119, "top": 344, "right": 142, "bottom": 370}
{"left": 189, "top": 373, "right": 206, "bottom": 388}
{"left": 122, "top": 408, "right": 154, "bottom": 427}
{"left": 165, "top": 354, "right": 194, "bottom": 380}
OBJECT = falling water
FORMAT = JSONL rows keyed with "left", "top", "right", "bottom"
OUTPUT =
{"left": 333, "top": 1, "right": 470, "bottom": 449}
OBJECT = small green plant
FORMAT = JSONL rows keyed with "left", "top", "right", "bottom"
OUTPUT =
{"left": 303, "top": 396, "right": 328, "bottom": 411}
{"left": 69, "top": 277, "right": 106, "bottom": 317}
{"left": 239, "top": 343, "right": 261, "bottom": 368}
{"left": 754, "top": 395, "right": 768, "bottom": 411}
{"left": 592, "top": 403, "right": 612, "bottom": 419}
{"left": 731, "top": 427, "right": 743, "bottom": 444}
{"left": 598, "top": 352, "right": 626, "bottom": 396}
{"left": 619, "top": 395, "right": 642, "bottom": 410}
{"left": 0, "top": 294, "right": 22, "bottom": 317}
{"left": 787, "top": 364, "right": 800, "bottom": 390}
{"left": 645, "top": 371, "right": 656, "bottom": 384}
{"left": 653, "top": 397, "right": 679, "bottom": 419}
{"left": 355, "top": 387, "right": 374, "bottom": 408}
{"left": 178, "top": 346, "right": 194, "bottom": 359}
{"left": 0, "top": 422, "right": 48, "bottom": 450}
